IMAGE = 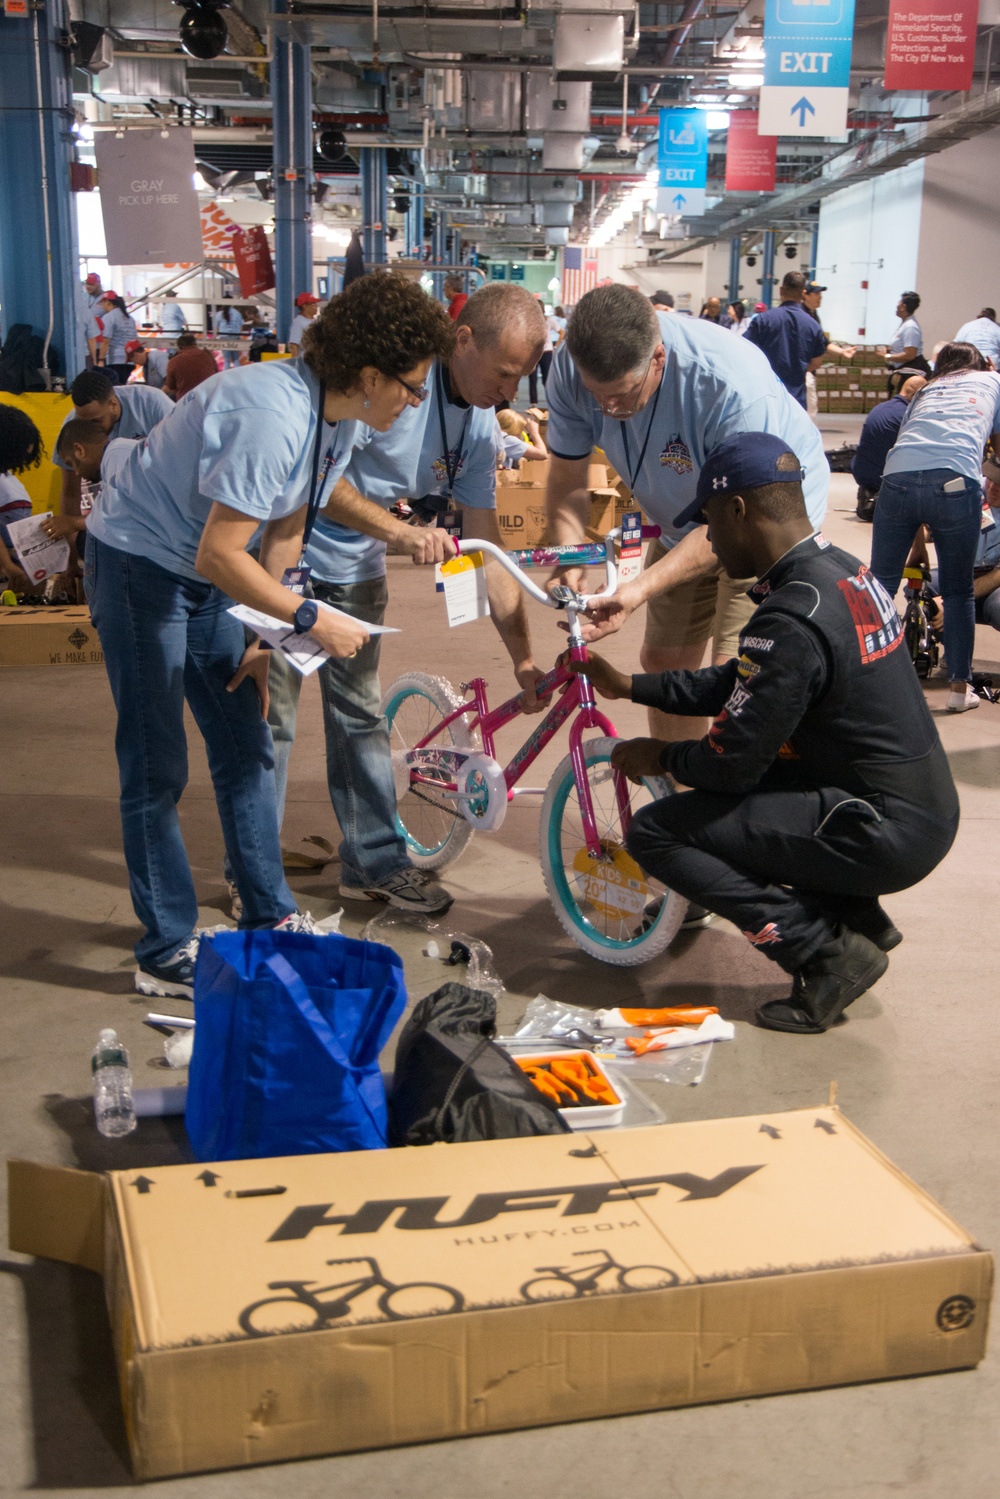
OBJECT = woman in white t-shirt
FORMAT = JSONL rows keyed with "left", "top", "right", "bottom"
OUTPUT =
{"left": 529, "top": 306, "right": 566, "bottom": 405}
{"left": 0, "top": 406, "right": 44, "bottom": 593}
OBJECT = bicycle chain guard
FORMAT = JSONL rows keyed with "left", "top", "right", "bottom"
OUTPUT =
{"left": 403, "top": 747, "right": 508, "bottom": 830}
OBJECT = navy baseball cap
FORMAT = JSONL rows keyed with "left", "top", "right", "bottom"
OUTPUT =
{"left": 805, "top": 281, "right": 827, "bottom": 293}
{"left": 675, "top": 434, "right": 806, "bottom": 527}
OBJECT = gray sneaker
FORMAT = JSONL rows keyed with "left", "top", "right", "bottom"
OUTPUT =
{"left": 339, "top": 867, "right": 453, "bottom": 915}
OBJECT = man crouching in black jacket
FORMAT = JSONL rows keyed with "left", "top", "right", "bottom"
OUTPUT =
{"left": 571, "top": 432, "right": 959, "bottom": 1034}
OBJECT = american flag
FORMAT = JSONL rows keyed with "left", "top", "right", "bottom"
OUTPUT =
{"left": 561, "top": 246, "right": 598, "bottom": 307}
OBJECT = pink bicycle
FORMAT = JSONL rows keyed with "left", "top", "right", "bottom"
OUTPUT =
{"left": 381, "top": 526, "right": 686, "bottom": 965}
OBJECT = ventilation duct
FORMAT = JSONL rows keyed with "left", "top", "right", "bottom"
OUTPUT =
{"left": 467, "top": 72, "right": 522, "bottom": 132}
{"left": 542, "top": 134, "right": 586, "bottom": 170}
{"left": 535, "top": 201, "right": 574, "bottom": 227}
{"left": 554, "top": 14, "right": 625, "bottom": 73}
{"left": 525, "top": 76, "right": 591, "bottom": 133}
{"left": 545, "top": 227, "right": 570, "bottom": 246}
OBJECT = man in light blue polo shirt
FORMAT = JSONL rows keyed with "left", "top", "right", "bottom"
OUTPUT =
{"left": 954, "top": 308, "right": 1000, "bottom": 368}
{"left": 265, "top": 282, "right": 547, "bottom": 915}
{"left": 544, "top": 282, "right": 828, "bottom": 742}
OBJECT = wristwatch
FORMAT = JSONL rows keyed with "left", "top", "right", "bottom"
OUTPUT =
{"left": 291, "top": 599, "right": 318, "bottom": 634}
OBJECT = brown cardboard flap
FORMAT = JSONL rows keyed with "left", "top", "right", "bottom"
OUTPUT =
{"left": 8, "top": 1160, "right": 107, "bottom": 1273}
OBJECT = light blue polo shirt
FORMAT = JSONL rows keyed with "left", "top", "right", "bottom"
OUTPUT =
{"left": 546, "top": 312, "right": 827, "bottom": 541}
{"left": 954, "top": 317, "right": 1000, "bottom": 367}
{"left": 88, "top": 359, "right": 360, "bottom": 581}
{"left": 306, "top": 360, "right": 497, "bottom": 584}
{"left": 889, "top": 316, "right": 923, "bottom": 357}
{"left": 884, "top": 370, "right": 1000, "bottom": 484}
{"left": 54, "top": 383, "right": 174, "bottom": 471}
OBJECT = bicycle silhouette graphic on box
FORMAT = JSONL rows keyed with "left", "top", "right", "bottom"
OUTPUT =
{"left": 239, "top": 1256, "right": 464, "bottom": 1337}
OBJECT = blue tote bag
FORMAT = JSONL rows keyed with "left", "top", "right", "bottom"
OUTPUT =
{"left": 186, "top": 929, "right": 407, "bottom": 1162}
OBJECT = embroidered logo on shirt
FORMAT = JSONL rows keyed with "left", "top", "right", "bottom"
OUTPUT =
{"left": 724, "top": 683, "right": 752, "bottom": 717}
{"left": 736, "top": 653, "right": 762, "bottom": 680}
{"left": 659, "top": 434, "right": 693, "bottom": 474}
{"left": 740, "top": 635, "right": 774, "bottom": 652}
{"left": 431, "top": 447, "right": 466, "bottom": 485}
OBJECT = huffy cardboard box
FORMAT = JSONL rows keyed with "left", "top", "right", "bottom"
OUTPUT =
{"left": 0, "top": 605, "right": 103, "bottom": 667}
{"left": 8, "top": 1107, "right": 991, "bottom": 1480}
{"left": 495, "top": 478, "right": 549, "bottom": 548}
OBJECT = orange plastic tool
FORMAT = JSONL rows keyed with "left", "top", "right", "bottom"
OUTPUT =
{"left": 549, "top": 1055, "right": 619, "bottom": 1105}
{"left": 520, "top": 1062, "right": 574, "bottom": 1105}
{"left": 625, "top": 1031, "right": 683, "bottom": 1056}
{"left": 617, "top": 1006, "right": 718, "bottom": 1027}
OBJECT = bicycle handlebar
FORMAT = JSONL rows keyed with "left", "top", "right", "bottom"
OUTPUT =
{"left": 455, "top": 524, "right": 661, "bottom": 612}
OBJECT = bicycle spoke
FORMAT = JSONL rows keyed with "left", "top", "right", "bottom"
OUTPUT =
{"left": 557, "top": 760, "right": 663, "bottom": 944}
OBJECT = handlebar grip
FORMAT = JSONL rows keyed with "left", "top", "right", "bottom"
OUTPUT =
{"left": 640, "top": 525, "right": 661, "bottom": 540}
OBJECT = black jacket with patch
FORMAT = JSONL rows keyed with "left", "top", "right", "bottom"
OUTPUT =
{"left": 631, "top": 534, "right": 958, "bottom": 823}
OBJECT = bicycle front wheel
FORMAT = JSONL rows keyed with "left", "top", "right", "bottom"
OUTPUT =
{"left": 379, "top": 1281, "right": 465, "bottom": 1319}
{"left": 541, "top": 736, "right": 686, "bottom": 966}
{"left": 238, "top": 1296, "right": 324, "bottom": 1338}
{"left": 381, "top": 671, "right": 477, "bottom": 870}
{"left": 617, "top": 1263, "right": 680, "bottom": 1292}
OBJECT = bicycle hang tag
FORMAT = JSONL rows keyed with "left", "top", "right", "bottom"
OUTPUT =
{"left": 437, "top": 551, "right": 490, "bottom": 628}
{"left": 617, "top": 511, "right": 644, "bottom": 587}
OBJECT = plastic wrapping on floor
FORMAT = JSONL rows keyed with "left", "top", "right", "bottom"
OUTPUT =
{"left": 505, "top": 995, "right": 722, "bottom": 1087}
{"left": 499, "top": 1038, "right": 667, "bottom": 1128}
{"left": 360, "top": 908, "right": 507, "bottom": 1001}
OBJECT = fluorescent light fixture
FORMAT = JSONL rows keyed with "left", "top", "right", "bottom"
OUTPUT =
{"left": 730, "top": 72, "right": 763, "bottom": 86}
{"left": 706, "top": 111, "right": 731, "bottom": 130}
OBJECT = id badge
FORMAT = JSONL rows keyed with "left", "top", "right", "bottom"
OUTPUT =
{"left": 282, "top": 565, "right": 311, "bottom": 593}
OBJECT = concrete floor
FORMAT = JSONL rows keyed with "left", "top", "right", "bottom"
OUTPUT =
{"left": 1, "top": 427, "right": 997, "bottom": 1497}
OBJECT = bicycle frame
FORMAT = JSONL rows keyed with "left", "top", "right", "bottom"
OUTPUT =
{"left": 403, "top": 530, "right": 656, "bottom": 858}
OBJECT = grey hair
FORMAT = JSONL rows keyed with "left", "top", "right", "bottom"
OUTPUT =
{"left": 566, "top": 285, "right": 660, "bottom": 382}
{"left": 460, "top": 283, "right": 546, "bottom": 349}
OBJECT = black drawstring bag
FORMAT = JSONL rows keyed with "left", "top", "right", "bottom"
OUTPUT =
{"left": 388, "top": 984, "right": 570, "bottom": 1146}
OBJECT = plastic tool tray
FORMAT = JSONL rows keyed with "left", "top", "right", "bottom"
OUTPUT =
{"left": 514, "top": 1050, "right": 625, "bottom": 1129}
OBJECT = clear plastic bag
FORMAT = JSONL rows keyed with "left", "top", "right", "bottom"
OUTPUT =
{"left": 505, "top": 995, "right": 719, "bottom": 1087}
{"left": 360, "top": 909, "right": 507, "bottom": 1001}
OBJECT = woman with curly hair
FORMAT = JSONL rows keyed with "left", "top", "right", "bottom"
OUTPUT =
{"left": 0, "top": 405, "right": 43, "bottom": 592}
{"left": 83, "top": 271, "right": 453, "bottom": 999}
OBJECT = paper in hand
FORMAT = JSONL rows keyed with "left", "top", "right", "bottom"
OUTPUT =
{"left": 228, "top": 599, "right": 398, "bottom": 676}
{"left": 7, "top": 512, "right": 71, "bottom": 584}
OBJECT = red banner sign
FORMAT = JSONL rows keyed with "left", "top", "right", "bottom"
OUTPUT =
{"left": 232, "top": 225, "right": 275, "bottom": 297}
{"left": 884, "top": 0, "right": 977, "bottom": 91}
{"left": 724, "top": 112, "right": 777, "bottom": 193}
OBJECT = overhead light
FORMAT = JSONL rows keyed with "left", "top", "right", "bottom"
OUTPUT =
{"left": 176, "top": 1, "right": 230, "bottom": 63}
{"left": 192, "top": 170, "right": 210, "bottom": 191}
{"left": 706, "top": 111, "right": 731, "bottom": 130}
{"left": 730, "top": 72, "right": 764, "bottom": 87}
{"left": 318, "top": 128, "right": 349, "bottom": 164}
{"left": 548, "top": 276, "right": 561, "bottom": 291}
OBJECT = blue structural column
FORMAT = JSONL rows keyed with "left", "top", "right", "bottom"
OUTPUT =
{"left": 761, "top": 230, "right": 777, "bottom": 308}
{"left": 809, "top": 222, "right": 819, "bottom": 282}
{"left": 0, "top": 0, "right": 82, "bottom": 380}
{"left": 431, "top": 210, "right": 447, "bottom": 302}
{"left": 728, "top": 236, "right": 741, "bottom": 307}
{"left": 405, "top": 180, "right": 424, "bottom": 259}
{"left": 360, "top": 149, "right": 387, "bottom": 266}
{"left": 271, "top": 0, "right": 313, "bottom": 343}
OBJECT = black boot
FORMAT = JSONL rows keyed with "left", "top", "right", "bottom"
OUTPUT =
{"left": 756, "top": 928, "right": 888, "bottom": 1034}
{"left": 825, "top": 898, "right": 902, "bottom": 953}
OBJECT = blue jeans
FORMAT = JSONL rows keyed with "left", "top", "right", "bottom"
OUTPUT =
{"left": 85, "top": 536, "right": 296, "bottom": 965}
{"left": 870, "top": 468, "right": 982, "bottom": 684}
{"left": 266, "top": 575, "right": 408, "bottom": 885}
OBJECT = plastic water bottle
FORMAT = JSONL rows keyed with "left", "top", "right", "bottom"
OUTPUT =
{"left": 92, "top": 1029, "right": 137, "bottom": 1137}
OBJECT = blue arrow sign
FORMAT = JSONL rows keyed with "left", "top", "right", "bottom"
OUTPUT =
{"left": 672, "top": 193, "right": 687, "bottom": 209}
{"left": 791, "top": 96, "right": 816, "bottom": 127}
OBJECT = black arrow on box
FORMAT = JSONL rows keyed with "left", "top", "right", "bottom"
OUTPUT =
{"left": 197, "top": 1170, "right": 220, "bottom": 1187}
{"left": 814, "top": 1118, "right": 837, "bottom": 1135}
{"left": 130, "top": 1175, "right": 155, "bottom": 1194}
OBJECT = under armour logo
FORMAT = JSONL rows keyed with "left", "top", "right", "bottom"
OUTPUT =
{"left": 712, "top": 476, "right": 728, "bottom": 489}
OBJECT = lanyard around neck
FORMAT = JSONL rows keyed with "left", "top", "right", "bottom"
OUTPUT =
{"left": 619, "top": 373, "right": 664, "bottom": 492}
{"left": 300, "top": 381, "right": 329, "bottom": 552}
{"left": 436, "top": 363, "right": 472, "bottom": 498}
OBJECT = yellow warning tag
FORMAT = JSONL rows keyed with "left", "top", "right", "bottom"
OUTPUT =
{"left": 571, "top": 844, "right": 651, "bottom": 921}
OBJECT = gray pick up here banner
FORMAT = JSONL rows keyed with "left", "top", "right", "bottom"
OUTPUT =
{"left": 95, "top": 126, "right": 204, "bottom": 266}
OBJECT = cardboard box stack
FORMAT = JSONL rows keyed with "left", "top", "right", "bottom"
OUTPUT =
{"left": 494, "top": 458, "right": 630, "bottom": 549}
{"left": 814, "top": 347, "right": 890, "bottom": 415}
{"left": 0, "top": 605, "right": 103, "bottom": 667}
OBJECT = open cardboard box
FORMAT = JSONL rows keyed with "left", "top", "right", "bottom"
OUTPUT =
{"left": 0, "top": 606, "right": 103, "bottom": 667}
{"left": 8, "top": 1106, "right": 991, "bottom": 1479}
{"left": 495, "top": 461, "right": 633, "bottom": 550}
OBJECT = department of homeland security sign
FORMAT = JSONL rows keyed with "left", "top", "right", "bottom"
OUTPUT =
{"left": 656, "top": 108, "right": 708, "bottom": 219}
{"left": 759, "top": 0, "right": 856, "bottom": 139}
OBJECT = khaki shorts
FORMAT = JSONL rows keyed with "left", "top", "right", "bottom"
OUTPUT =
{"left": 642, "top": 540, "right": 755, "bottom": 660}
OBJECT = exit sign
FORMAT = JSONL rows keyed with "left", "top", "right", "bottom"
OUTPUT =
{"left": 4, "top": 1, "right": 30, "bottom": 15}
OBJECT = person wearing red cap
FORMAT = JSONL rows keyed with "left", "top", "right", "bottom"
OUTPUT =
{"left": 125, "top": 340, "right": 170, "bottom": 390}
{"left": 288, "top": 292, "right": 320, "bottom": 355}
{"left": 81, "top": 272, "right": 105, "bottom": 366}
{"left": 95, "top": 292, "right": 138, "bottom": 384}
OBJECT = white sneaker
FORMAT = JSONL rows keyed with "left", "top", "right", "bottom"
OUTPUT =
{"left": 946, "top": 686, "right": 980, "bottom": 713}
{"left": 273, "top": 911, "right": 322, "bottom": 934}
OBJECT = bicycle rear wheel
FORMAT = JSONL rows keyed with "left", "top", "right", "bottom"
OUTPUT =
{"left": 540, "top": 736, "right": 686, "bottom": 966}
{"left": 381, "top": 672, "right": 477, "bottom": 869}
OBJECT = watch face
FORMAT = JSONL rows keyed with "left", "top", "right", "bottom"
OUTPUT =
{"left": 294, "top": 600, "right": 318, "bottom": 632}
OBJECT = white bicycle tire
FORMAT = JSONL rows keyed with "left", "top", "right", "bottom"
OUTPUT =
{"left": 381, "top": 671, "right": 478, "bottom": 871}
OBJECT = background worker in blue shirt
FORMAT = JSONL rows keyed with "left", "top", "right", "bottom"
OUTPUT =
{"left": 744, "top": 271, "right": 854, "bottom": 407}
{"left": 851, "top": 374, "right": 926, "bottom": 520}
{"left": 954, "top": 308, "right": 1000, "bottom": 368}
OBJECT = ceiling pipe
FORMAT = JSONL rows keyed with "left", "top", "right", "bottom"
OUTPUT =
{"left": 663, "top": 0, "right": 708, "bottom": 65}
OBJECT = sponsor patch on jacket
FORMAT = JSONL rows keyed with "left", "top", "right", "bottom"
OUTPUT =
{"left": 740, "top": 635, "right": 774, "bottom": 652}
{"left": 837, "top": 566, "right": 904, "bottom": 664}
{"left": 724, "top": 682, "right": 752, "bottom": 718}
{"left": 736, "top": 653, "right": 761, "bottom": 680}
{"left": 744, "top": 922, "right": 782, "bottom": 947}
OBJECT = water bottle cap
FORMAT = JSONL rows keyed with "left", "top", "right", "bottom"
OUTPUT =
{"left": 98, "top": 1028, "right": 118, "bottom": 1044}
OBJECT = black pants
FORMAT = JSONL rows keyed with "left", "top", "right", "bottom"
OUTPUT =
{"left": 627, "top": 784, "right": 957, "bottom": 972}
{"left": 528, "top": 350, "right": 552, "bottom": 405}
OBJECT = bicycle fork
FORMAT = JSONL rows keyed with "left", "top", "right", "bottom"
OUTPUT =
{"left": 565, "top": 610, "right": 629, "bottom": 858}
